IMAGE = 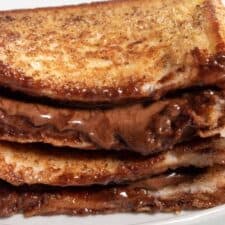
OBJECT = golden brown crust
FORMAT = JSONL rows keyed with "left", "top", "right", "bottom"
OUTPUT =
{"left": 0, "top": 0, "right": 224, "bottom": 103}
{"left": 0, "top": 166, "right": 224, "bottom": 217}
{"left": 0, "top": 138, "right": 224, "bottom": 186}
{"left": 205, "top": 0, "right": 225, "bottom": 51}
{"left": 203, "top": 0, "right": 224, "bottom": 50}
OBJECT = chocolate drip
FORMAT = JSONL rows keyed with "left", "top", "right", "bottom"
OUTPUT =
{"left": 0, "top": 90, "right": 222, "bottom": 155}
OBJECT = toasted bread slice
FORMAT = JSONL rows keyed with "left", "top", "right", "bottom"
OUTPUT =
{"left": 0, "top": 166, "right": 224, "bottom": 217}
{"left": 0, "top": 90, "right": 225, "bottom": 154}
{"left": 0, "top": 0, "right": 224, "bottom": 103}
{"left": 0, "top": 138, "right": 224, "bottom": 186}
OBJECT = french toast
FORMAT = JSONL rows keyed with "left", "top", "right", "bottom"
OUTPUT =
{"left": 0, "top": 0, "right": 224, "bottom": 103}
{"left": 0, "top": 90, "right": 224, "bottom": 154}
{"left": 0, "top": 0, "right": 225, "bottom": 218}
{"left": 0, "top": 138, "right": 224, "bottom": 186}
{"left": 0, "top": 166, "right": 224, "bottom": 217}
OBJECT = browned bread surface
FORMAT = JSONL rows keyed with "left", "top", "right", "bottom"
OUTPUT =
{"left": 0, "top": 90, "right": 225, "bottom": 154}
{"left": 0, "top": 0, "right": 224, "bottom": 103}
{"left": 0, "top": 166, "right": 224, "bottom": 217}
{"left": 0, "top": 138, "right": 224, "bottom": 186}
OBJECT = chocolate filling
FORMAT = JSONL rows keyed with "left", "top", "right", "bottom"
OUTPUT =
{"left": 0, "top": 90, "right": 223, "bottom": 155}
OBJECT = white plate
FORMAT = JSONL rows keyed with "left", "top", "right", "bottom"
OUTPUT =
{"left": 0, "top": 0, "right": 225, "bottom": 224}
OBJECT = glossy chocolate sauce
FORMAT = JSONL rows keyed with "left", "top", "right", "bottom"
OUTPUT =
{"left": 0, "top": 90, "right": 223, "bottom": 155}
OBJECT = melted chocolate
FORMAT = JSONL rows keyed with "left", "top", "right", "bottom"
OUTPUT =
{"left": 0, "top": 90, "right": 223, "bottom": 155}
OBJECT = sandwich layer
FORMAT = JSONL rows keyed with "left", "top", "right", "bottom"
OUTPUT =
{"left": 0, "top": 0, "right": 224, "bottom": 103}
{"left": 0, "top": 166, "right": 224, "bottom": 217}
{"left": 0, "top": 138, "right": 224, "bottom": 186}
{"left": 0, "top": 90, "right": 224, "bottom": 154}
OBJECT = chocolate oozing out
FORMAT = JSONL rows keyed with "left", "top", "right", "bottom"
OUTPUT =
{"left": 0, "top": 90, "right": 223, "bottom": 155}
